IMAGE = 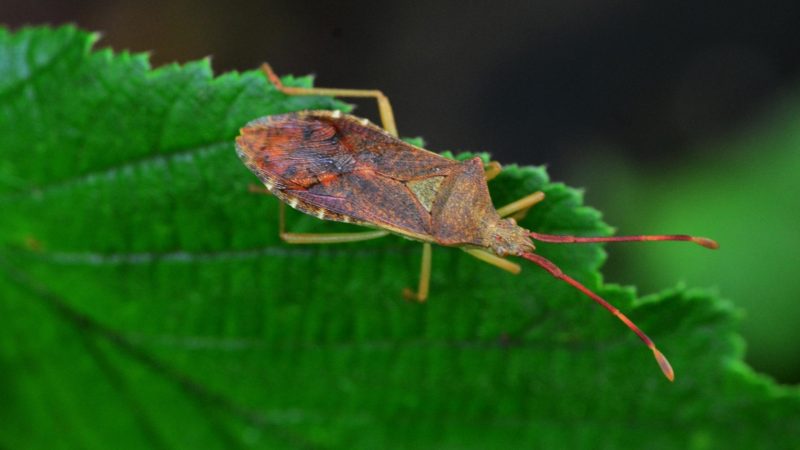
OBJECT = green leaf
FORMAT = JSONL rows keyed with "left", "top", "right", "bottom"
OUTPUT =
{"left": 1, "top": 25, "right": 798, "bottom": 450}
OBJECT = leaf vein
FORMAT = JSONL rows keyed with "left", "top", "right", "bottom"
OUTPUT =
{"left": 0, "top": 140, "right": 230, "bottom": 202}
{"left": 0, "top": 35, "right": 78, "bottom": 101}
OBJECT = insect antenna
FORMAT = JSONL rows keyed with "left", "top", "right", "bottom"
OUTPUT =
{"left": 528, "top": 231, "right": 719, "bottom": 249}
{"left": 518, "top": 251, "right": 675, "bottom": 381}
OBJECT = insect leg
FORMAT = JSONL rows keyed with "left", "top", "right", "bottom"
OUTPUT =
{"left": 463, "top": 248, "right": 521, "bottom": 274}
{"left": 248, "top": 185, "right": 386, "bottom": 241}
{"left": 483, "top": 161, "right": 503, "bottom": 181}
{"left": 496, "top": 191, "right": 546, "bottom": 221}
{"left": 262, "top": 63, "right": 398, "bottom": 137}
{"left": 402, "top": 243, "right": 432, "bottom": 303}
{"left": 278, "top": 202, "right": 389, "bottom": 244}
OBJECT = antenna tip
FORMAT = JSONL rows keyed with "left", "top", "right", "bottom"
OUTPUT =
{"left": 652, "top": 348, "right": 675, "bottom": 382}
{"left": 692, "top": 237, "right": 719, "bottom": 250}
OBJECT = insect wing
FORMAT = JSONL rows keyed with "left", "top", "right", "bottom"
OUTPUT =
{"left": 236, "top": 112, "right": 458, "bottom": 237}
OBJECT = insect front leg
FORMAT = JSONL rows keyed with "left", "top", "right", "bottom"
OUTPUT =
{"left": 463, "top": 248, "right": 521, "bottom": 274}
{"left": 477, "top": 155, "right": 545, "bottom": 221}
{"left": 496, "top": 191, "right": 546, "bottom": 222}
{"left": 262, "top": 63, "right": 398, "bottom": 137}
{"left": 483, "top": 161, "right": 502, "bottom": 181}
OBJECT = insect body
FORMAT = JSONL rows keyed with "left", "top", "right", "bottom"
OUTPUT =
{"left": 236, "top": 64, "right": 718, "bottom": 381}
{"left": 237, "top": 111, "right": 532, "bottom": 255}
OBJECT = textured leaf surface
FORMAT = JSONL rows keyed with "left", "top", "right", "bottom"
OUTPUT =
{"left": 1, "top": 26, "right": 798, "bottom": 449}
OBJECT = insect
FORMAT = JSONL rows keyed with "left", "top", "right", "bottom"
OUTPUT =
{"left": 235, "top": 63, "right": 718, "bottom": 381}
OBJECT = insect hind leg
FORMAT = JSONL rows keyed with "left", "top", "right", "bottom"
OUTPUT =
{"left": 261, "top": 63, "right": 398, "bottom": 137}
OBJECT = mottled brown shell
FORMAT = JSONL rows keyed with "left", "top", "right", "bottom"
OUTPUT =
{"left": 235, "top": 111, "right": 515, "bottom": 249}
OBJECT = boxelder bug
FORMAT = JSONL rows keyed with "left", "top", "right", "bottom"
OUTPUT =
{"left": 235, "top": 64, "right": 718, "bottom": 381}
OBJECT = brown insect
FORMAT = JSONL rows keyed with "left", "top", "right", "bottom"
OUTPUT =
{"left": 235, "top": 63, "right": 719, "bottom": 381}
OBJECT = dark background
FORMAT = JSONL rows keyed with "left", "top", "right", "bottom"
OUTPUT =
{"left": 4, "top": 0, "right": 799, "bottom": 382}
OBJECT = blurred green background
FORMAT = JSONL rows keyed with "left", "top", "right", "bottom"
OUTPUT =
{"left": 7, "top": 0, "right": 795, "bottom": 382}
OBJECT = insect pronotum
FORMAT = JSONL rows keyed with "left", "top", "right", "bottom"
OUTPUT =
{"left": 235, "top": 63, "right": 719, "bottom": 381}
